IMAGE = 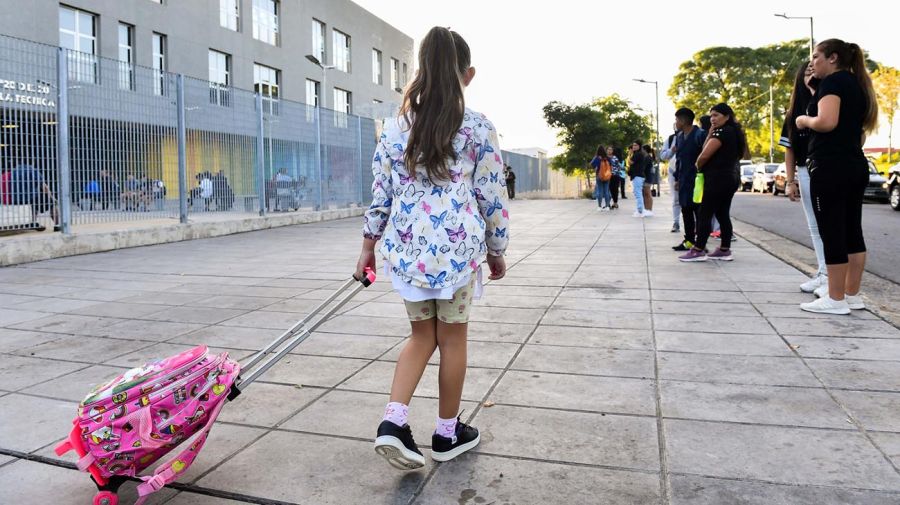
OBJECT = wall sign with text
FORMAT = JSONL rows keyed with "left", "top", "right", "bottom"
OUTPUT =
{"left": 0, "top": 79, "right": 56, "bottom": 108}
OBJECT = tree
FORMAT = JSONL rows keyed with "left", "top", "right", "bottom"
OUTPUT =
{"left": 873, "top": 65, "right": 900, "bottom": 163}
{"left": 543, "top": 94, "right": 652, "bottom": 176}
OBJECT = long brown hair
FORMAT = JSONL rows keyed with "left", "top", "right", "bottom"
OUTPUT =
{"left": 785, "top": 61, "right": 814, "bottom": 139}
{"left": 816, "top": 38, "right": 879, "bottom": 133}
{"left": 400, "top": 27, "right": 471, "bottom": 181}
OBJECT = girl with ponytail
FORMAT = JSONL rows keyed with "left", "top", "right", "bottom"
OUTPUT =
{"left": 794, "top": 39, "right": 879, "bottom": 315}
{"left": 358, "top": 27, "right": 509, "bottom": 469}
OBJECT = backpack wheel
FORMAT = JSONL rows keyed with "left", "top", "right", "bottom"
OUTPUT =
{"left": 93, "top": 491, "right": 118, "bottom": 505}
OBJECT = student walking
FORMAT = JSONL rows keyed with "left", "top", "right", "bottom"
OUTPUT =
{"left": 357, "top": 27, "right": 509, "bottom": 469}
{"left": 795, "top": 39, "right": 879, "bottom": 315}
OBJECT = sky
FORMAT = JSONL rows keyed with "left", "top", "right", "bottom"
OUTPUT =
{"left": 353, "top": 0, "right": 899, "bottom": 155}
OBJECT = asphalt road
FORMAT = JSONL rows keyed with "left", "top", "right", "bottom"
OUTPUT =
{"left": 730, "top": 191, "right": 899, "bottom": 284}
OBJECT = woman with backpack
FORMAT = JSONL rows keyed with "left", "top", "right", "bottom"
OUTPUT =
{"left": 591, "top": 146, "right": 613, "bottom": 211}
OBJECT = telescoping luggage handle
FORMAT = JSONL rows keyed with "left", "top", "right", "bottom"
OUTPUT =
{"left": 229, "top": 267, "right": 376, "bottom": 398}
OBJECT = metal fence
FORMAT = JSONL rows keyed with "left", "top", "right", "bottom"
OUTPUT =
{"left": 0, "top": 34, "right": 553, "bottom": 235}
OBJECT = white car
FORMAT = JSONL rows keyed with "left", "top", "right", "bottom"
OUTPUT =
{"left": 751, "top": 163, "right": 779, "bottom": 193}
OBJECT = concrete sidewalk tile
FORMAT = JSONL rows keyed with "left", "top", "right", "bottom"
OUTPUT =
{"left": 10, "top": 313, "right": 125, "bottom": 336}
{"left": 670, "top": 474, "right": 900, "bottom": 505}
{"left": 187, "top": 295, "right": 283, "bottom": 310}
{"left": 475, "top": 294, "right": 557, "bottom": 309}
{"left": 0, "top": 394, "right": 78, "bottom": 452}
{"left": 666, "top": 419, "right": 900, "bottom": 491}
{"left": 0, "top": 328, "right": 63, "bottom": 353}
{"left": 13, "top": 335, "right": 153, "bottom": 363}
{"left": 196, "top": 431, "right": 425, "bottom": 504}
{"left": 22, "top": 364, "right": 126, "bottom": 402}
{"left": 543, "top": 308, "right": 652, "bottom": 330}
{"left": 117, "top": 291, "right": 210, "bottom": 306}
{"left": 832, "top": 391, "right": 900, "bottom": 433}
{"left": 655, "top": 331, "right": 793, "bottom": 357}
{"left": 379, "top": 340, "right": 519, "bottom": 369}
{"left": 658, "top": 353, "right": 821, "bottom": 387}
{"left": 806, "top": 358, "right": 900, "bottom": 392}
{"left": 786, "top": 336, "right": 900, "bottom": 361}
{"left": 218, "top": 382, "right": 323, "bottom": 427}
{"left": 103, "top": 319, "right": 207, "bottom": 342}
{"left": 755, "top": 303, "right": 880, "bottom": 320}
{"left": 338, "top": 361, "right": 501, "bottom": 402}
{"left": 0, "top": 308, "right": 54, "bottom": 327}
{"left": 745, "top": 291, "right": 818, "bottom": 305}
{"left": 512, "top": 345, "right": 655, "bottom": 379}
{"left": 871, "top": 433, "right": 900, "bottom": 468}
{"left": 0, "top": 293, "right": 41, "bottom": 306}
{"left": 652, "top": 301, "right": 759, "bottom": 317}
{"left": 552, "top": 297, "right": 652, "bottom": 313}
{"left": 219, "top": 309, "right": 310, "bottom": 330}
{"left": 179, "top": 424, "right": 267, "bottom": 483}
{"left": 342, "top": 301, "right": 413, "bottom": 320}
{"left": 11, "top": 297, "right": 101, "bottom": 314}
{"left": 240, "top": 355, "right": 368, "bottom": 388}
{"left": 737, "top": 281, "right": 812, "bottom": 292}
{"left": 651, "top": 289, "right": 748, "bottom": 303}
{"left": 261, "top": 297, "right": 361, "bottom": 314}
{"left": 164, "top": 493, "right": 247, "bottom": 504}
{"left": 0, "top": 460, "right": 177, "bottom": 504}
{"left": 466, "top": 321, "right": 534, "bottom": 343}
{"left": 558, "top": 287, "right": 650, "bottom": 300}
{"left": 469, "top": 306, "right": 546, "bottom": 325}
{"left": 291, "top": 332, "right": 404, "bottom": 360}
{"left": 418, "top": 454, "right": 662, "bottom": 505}
{"left": 492, "top": 276, "right": 569, "bottom": 287}
{"left": 490, "top": 370, "right": 656, "bottom": 416}
{"left": 282, "top": 389, "right": 477, "bottom": 442}
{"left": 0, "top": 355, "right": 86, "bottom": 390}
{"left": 529, "top": 325, "right": 653, "bottom": 350}
{"left": 660, "top": 381, "right": 849, "bottom": 429}
{"left": 67, "top": 301, "right": 171, "bottom": 319}
{"left": 473, "top": 405, "right": 660, "bottom": 471}
{"left": 653, "top": 313, "right": 776, "bottom": 335}
{"left": 315, "top": 314, "right": 412, "bottom": 337}
{"left": 143, "top": 306, "right": 249, "bottom": 325}
{"left": 768, "top": 317, "right": 900, "bottom": 339}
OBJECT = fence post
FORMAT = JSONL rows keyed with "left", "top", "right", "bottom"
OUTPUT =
{"left": 315, "top": 106, "right": 323, "bottom": 211}
{"left": 255, "top": 93, "right": 266, "bottom": 216}
{"left": 56, "top": 48, "right": 72, "bottom": 234}
{"left": 176, "top": 74, "right": 188, "bottom": 223}
{"left": 357, "top": 115, "right": 363, "bottom": 206}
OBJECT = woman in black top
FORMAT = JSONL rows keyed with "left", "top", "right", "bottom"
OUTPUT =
{"left": 779, "top": 61, "right": 828, "bottom": 294}
{"left": 795, "top": 39, "right": 879, "bottom": 315}
{"left": 679, "top": 103, "right": 747, "bottom": 262}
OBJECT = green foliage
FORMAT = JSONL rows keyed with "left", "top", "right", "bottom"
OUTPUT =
{"left": 543, "top": 94, "right": 652, "bottom": 177}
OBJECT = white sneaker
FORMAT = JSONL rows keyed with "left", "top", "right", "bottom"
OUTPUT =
{"left": 633, "top": 211, "right": 645, "bottom": 218}
{"left": 800, "top": 275, "right": 828, "bottom": 293}
{"left": 800, "top": 297, "right": 851, "bottom": 315}
{"left": 814, "top": 284, "right": 829, "bottom": 298}
{"left": 643, "top": 210, "right": 654, "bottom": 217}
{"left": 845, "top": 294, "right": 865, "bottom": 310}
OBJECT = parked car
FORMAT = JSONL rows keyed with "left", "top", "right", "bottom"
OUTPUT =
{"left": 751, "top": 163, "right": 779, "bottom": 193}
{"left": 739, "top": 164, "right": 754, "bottom": 191}
{"left": 772, "top": 164, "right": 788, "bottom": 196}
{"left": 887, "top": 162, "right": 900, "bottom": 211}
{"left": 865, "top": 160, "right": 889, "bottom": 203}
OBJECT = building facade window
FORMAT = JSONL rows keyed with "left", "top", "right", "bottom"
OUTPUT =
{"left": 219, "top": 0, "right": 240, "bottom": 31}
{"left": 305, "top": 79, "right": 320, "bottom": 107}
{"left": 333, "top": 87, "right": 351, "bottom": 127}
{"left": 372, "top": 49, "right": 383, "bottom": 85}
{"left": 390, "top": 58, "right": 400, "bottom": 91}
{"left": 117, "top": 23, "right": 135, "bottom": 90}
{"left": 252, "top": 0, "right": 279, "bottom": 46}
{"left": 209, "top": 50, "right": 231, "bottom": 106}
{"left": 152, "top": 33, "right": 167, "bottom": 95}
{"left": 402, "top": 63, "right": 408, "bottom": 86}
{"left": 332, "top": 29, "right": 350, "bottom": 72}
{"left": 59, "top": 6, "right": 97, "bottom": 84}
{"left": 254, "top": 63, "right": 280, "bottom": 115}
{"left": 312, "top": 19, "right": 326, "bottom": 64}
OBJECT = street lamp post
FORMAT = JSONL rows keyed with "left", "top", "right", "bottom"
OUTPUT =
{"left": 775, "top": 13, "right": 815, "bottom": 59}
{"left": 633, "top": 78, "right": 660, "bottom": 154}
{"left": 305, "top": 55, "right": 335, "bottom": 210}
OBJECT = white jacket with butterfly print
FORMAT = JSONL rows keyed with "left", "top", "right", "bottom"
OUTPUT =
{"left": 363, "top": 108, "right": 510, "bottom": 290}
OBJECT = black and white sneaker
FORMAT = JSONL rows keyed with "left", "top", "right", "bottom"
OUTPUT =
{"left": 431, "top": 418, "right": 481, "bottom": 462}
{"left": 374, "top": 421, "right": 425, "bottom": 470}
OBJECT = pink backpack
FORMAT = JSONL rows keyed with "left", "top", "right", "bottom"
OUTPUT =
{"left": 55, "top": 345, "right": 240, "bottom": 505}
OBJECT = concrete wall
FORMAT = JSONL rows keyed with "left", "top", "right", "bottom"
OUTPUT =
{"left": 0, "top": 0, "right": 414, "bottom": 114}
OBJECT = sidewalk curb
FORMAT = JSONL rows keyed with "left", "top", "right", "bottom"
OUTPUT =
{"left": 734, "top": 218, "right": 900, "bottom": 330}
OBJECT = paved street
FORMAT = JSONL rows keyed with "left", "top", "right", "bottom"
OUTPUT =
{"left": 1, "top": 198, "right": 900, "bottom": 504}
{"left": 731, "top": 191, "right": 899, "bottom": 284}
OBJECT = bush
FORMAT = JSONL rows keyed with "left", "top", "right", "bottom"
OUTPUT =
{"left": 582, "top": 189, "right": 595, "bottom": 199}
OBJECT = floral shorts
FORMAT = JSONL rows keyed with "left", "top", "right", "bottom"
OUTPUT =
{"left": 403, "top": 276, "right": 476, "bottom": 324}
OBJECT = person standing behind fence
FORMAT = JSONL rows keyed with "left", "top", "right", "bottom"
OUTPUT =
{"left": 591, "top": 146, "right": 613, "bottom": 211}
{"left": 780, "top": 61, "right": 828, "bottom": 294}
{"left": 679, "top": 103, "right": 747, "bottom": 262}
{"left": 357, "top": 26, "right": 508, "bottom": 470}
{"left": 660, "top": 126, "right": 680, "bottom": 232}
{"left": 505, "top": 165, "right": 516, "bottom": 199}
{"left": 8, "top": 164, "right": 60, "bottom": 231}
{"left": 629, "top": 140, "right": 651, "bottom": 217}
{"left": 795, "top": 39, "right": 878, "bottom": 315}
